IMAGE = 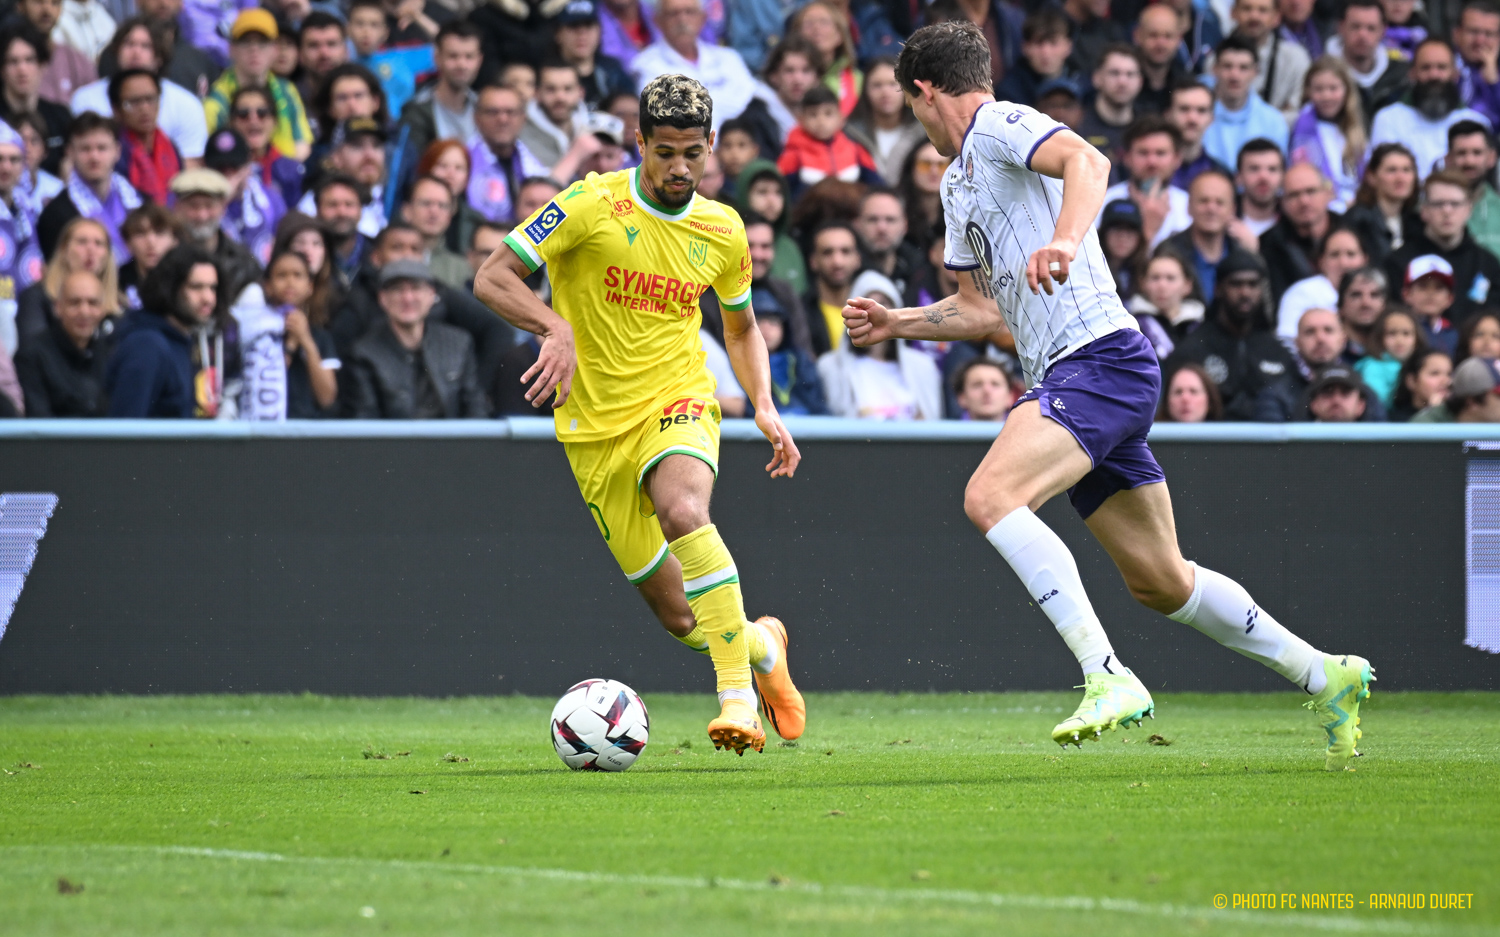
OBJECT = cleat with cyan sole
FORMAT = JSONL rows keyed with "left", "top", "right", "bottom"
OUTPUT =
{"left": 751, "top": 616, "right": 806, "bottom": 740}
{"left": 1305, "top": 654, "right": 1374, "bottom": 771}
{"left": 707, "top": 699, "right": 765, "bottom": 755}
{"left": 1051, "top": 669, "right": 1155, "bottom": 748}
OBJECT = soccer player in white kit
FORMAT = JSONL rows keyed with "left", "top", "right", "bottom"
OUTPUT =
{"left": 843, "top": 22, "right": 1374, "bottom": 770}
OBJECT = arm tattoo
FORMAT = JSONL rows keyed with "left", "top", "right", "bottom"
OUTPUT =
{"left": 922, "top": 297, "right": 963, "bottom": 326}
{"left": 969, "top": 269, "right": 994, "bottom": 299}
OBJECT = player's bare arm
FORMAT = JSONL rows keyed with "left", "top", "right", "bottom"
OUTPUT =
{"left": 721, "top": 301, "right": 801, "bottom": 479}
{"left": 842, "top": 268, "right": 1001, "bottom": 346}
{"left": 473, "top": 245, "right": 576, "bottom": 407}
{"left": 1025, "top": 130, "right": 1112, "bottom": 297}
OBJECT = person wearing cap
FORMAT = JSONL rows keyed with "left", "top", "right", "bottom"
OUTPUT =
{"left": 1098, "top": 199, "right": 1147, "bottom": 300}
{"left": 0, "top": 23, "right": 74, "bottom": 175}
{"left": 628, "top": 0, "right": 754, "bottom": 133}
{"left": 1400, "top": 252, "right": 1461, "bottom": 355}
{"left": 347, "top": 257, "right": 487, "bottom": 419}
{"left": 554, "top": 0, "right": 635, "bottom": 109}
{"left": 1166, "top": 80, "right": 1232, "bottom": 191}
{"left": 1035, "top": 77, "right": 1085, "bottom": 129}
{"left": 36, "top": 113, "right": 142, "bottom": 263}
{"left": 398, "top": 21, "right": 482, "bottom": 160}
{"left": 109, "top": 68, "right": 182, "bottom": 207}
{"left": 997, "top": 9, "right": 1084, "bottom": 109}
{"left": 203, "top": 9, "right": 315, "bottom": 163}
{"left": 177, "top": 0, "right": 255, "bottom": 69}
{"left": 573, "top": 111, "right": 629, "bottom": 176}
{"left": 169, "top": 167, "right": 262, "bottom": 307}
{"left": 1202, "top": 36, "right": 1290, "bottom": 172}
{"left": 294, "top": 119, "right": 390, "bottom": 238}
{"left": 346, "top": 0, "right": 434, "bottom": 118}
{"left": 1412, "top": 355, "right": 1500, "bottom": 420}
{"left": 1384, "top": 168, "right": 1500, "bottom": 321}
{"left": 1078, "top": 46, "right": 1141, "bottom": 174}
{"left": 1303, "top": 364, "right": 1378, "bottom": 421}
{"left": 1097, "top": 116, "right": 1192, "bottom": 250}
{"left": 68, "top": 18, "right": 210, "bottom": 163}
{"left": 1163, "top": 251, "right": 1300, "bottom": 419}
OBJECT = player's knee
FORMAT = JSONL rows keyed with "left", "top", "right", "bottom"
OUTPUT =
{"left": 655, "top": 496, "right": 711, "bottom": 542}
{"left": 964, "top": 475, "right": 1024, "bottom": 531}
{"left": 1124, "top": 565, "right": 1194, "bottom": 614}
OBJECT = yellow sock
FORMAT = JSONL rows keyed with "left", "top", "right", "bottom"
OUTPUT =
{"left": 744, "top": 618, "right": 768, "bottom": 669}
{"left": 669, "top": 524, "right": 752, "bottom": 694}
{"left": 675, "top": 624, "right": 709, "bottom": 654}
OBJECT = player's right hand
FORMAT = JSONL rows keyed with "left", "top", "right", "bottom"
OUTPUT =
{"left": 522, "top": 323, "right": 576, "bottom": 408}
{"left": 843, "top": 296, "right": 894, "bottom": 347}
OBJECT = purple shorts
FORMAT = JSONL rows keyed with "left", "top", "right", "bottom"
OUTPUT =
{"left": 1012, "top": 328, "right": 1166, "bottom": 519}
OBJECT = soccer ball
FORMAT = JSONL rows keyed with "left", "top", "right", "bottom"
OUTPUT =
{"left": 550, "top": 679, "right": 650, "bottom": 771}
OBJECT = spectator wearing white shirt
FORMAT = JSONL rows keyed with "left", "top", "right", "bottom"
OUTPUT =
{"left": 629, "top": 0, "right": 753, "bottom": 132}
{"left": 1370, "top": 38, "right": 1492, "bottom": 180}
{"left": 70, "top": 18, "right": 208, "bottom": 161}
{"left": 1099, "top": 115, "right": 1191, "bottom": 249}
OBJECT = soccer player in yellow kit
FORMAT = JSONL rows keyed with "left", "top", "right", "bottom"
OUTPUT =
{"left": 474, "top": 75, "right": 805, "bottom": 755}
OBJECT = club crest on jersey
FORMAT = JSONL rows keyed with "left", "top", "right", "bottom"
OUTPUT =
{"left": 964, "top": 222, "right": 994, "bottom": 282}
{"left": 965, "top": 156, "right": 973, "bottom": 180}
{"left": 524, "top": 201, "right": 567, "bottom": 243}
{"left": 688, "top": 235, "right": 709, "bottom": 267}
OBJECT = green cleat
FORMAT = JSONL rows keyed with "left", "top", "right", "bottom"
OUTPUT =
{"left": 1051, "top": 670, "right": 1155, "bottom": 748}
{"left": 1305, "top": 654, "right": 1375, "bottom": 771}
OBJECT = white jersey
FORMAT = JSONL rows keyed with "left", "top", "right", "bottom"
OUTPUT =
{"left": 941, "top": 101, "right": 1137, "bottom": 385}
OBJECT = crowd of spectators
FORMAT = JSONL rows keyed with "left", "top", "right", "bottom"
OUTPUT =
{"left": 2, "top": 0, "right": 1500, "bottom": 423}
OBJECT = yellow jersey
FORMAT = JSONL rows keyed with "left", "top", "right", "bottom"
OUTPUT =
{"left": 503, "top": 167, "right": 753, "bottom": 442}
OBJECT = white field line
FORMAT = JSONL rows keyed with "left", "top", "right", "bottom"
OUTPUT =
{"left": 9, "top": 844, "right": 1487, "bottom": 936}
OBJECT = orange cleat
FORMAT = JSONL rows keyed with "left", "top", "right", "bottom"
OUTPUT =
{"left": 752, "top": 616, "right": 806, "bottom": 741}
{"left": 707, "top": 699, "right": 765, "bottom": 755}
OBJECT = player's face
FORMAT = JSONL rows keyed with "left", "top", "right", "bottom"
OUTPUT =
{"left": 637, "top": 124, "right": 713, "bottom": 209}
{"left": 905, "top": 84, "right": 956, "bottom": 157}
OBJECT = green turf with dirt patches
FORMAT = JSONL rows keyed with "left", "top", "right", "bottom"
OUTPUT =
{"left": 0, "top": 692, "right": 1496, "bottom": 936}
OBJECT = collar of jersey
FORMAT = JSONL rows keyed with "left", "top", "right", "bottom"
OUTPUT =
{"left": 630, "top": 167, "right": 695, "bottom": 221}
{"left": 960, "top": 98, "right": 992, "bottom": 152}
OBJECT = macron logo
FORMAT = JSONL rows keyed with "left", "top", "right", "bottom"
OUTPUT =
{"left": 1037, "top": 589, "right": 1059, "bottom": 605}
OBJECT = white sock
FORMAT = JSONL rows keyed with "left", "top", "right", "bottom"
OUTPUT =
{"left": 751, "top": 620, "right": 778, "bottom": 675}
{"left": 718, "top": 688, "right": 756, "bottom": 705}
{"left": 1169, "top": 563, "right": 1326, "bottom": 694}
{"left": 986, "top": 507, "right": 1120, "bottom": 677}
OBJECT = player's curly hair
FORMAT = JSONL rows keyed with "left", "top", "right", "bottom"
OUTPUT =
{"left": 639, "top": 74, "right": 713, "bottom": 140}
{"left": 894, "top": 21, "right": 993, "bottom": 97}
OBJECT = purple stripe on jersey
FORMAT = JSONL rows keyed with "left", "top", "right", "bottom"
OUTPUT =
{"left": 1025, "top": 126, "right": 1065, "bottom": 170}
{"left": 944, "top": 262, "right": 981, "bottom": 270}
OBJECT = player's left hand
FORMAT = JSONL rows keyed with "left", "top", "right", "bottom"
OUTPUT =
{"left": 755, "top": 407, "right": 800, "bottom": 479}
{"left": 1027, "top": 240, "right": 1076, "bottom": 296}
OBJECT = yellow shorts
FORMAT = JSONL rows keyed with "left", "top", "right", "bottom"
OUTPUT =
{"left": 564, "top": 396, "right": 722, "bottom": 584}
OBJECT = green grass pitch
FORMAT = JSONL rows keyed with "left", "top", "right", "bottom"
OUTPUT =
{"left": 1, "top": 691, "right": 1497, "bottom": 936}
